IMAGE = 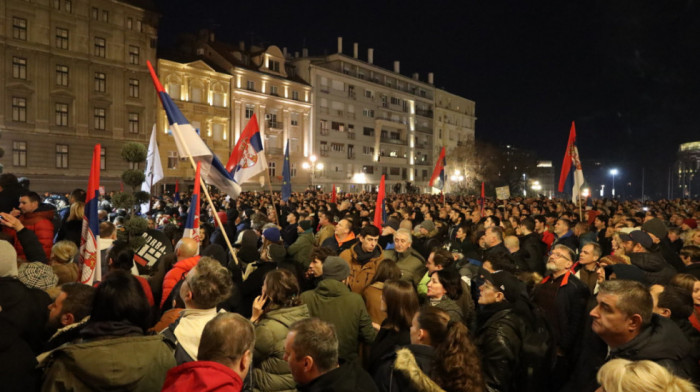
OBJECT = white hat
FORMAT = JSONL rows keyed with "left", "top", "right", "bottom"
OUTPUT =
{"left": 0, "top": 240, "right": 18, "bottom": 277}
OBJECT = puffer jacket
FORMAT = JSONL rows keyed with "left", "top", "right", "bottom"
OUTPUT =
{"left": 253, "top": 304, "right": 310, "bottom": 392}
{"left": 475, "top": 304, "right": 524, "bottom": 392}
{"left": 40, "top": 334, "right": 176, "bottom": 392}
{"left": 628, "top": 252, "right": 676, "bottom": 285}
{"left": 162, "top": 360, "right": 243, "bottom": 392}
{"left": 16, "top": 206, "right": 55, "bottom": 260}
{"left": 160, "top": 255, "right": 201, "bottom": 308}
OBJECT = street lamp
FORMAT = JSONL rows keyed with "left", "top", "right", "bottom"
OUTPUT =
{"left": 610, "top": 169, "right": 619, "bottom": 198}
{"left": 302, "top": 154, "right": 324, "bottom": 187}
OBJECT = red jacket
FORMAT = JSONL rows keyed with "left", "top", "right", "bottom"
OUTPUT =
{"left": 161, "top": 361, "right": 243, "bottom": 392}
{"left": 160, "top": 255, "right": 200, "bottom": 308}
{"left": 14, "top": 208, "right": 55, "bottom": 260}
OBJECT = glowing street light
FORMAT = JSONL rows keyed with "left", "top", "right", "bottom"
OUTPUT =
{"left": 303, "top": 154, "right": 323, "bottom": 186}
{"left": 610, "top": 169, "right": 619, "bottom": 198}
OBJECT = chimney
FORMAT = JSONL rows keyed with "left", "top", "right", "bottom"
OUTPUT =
{"left": 394, "top": 61, "right": 400, "bottom": 73}
{"left": 428, "top": 72, "right": 434, "bottom": 84}
{"left": 239, "top": 41, "right": 245, "bottom": 51}
{"left": 283, "top": 47, "right": 288, "bottom": 57}
{"left": 337, "top": 37, "right": 343, "bottom": 54}
{"left": 302, "top": 48, "right": 308, "bottom": 57}
{"left": 368, "top": 48, "right": 374, "bottom": 64}
{"left": 353, "top": 43, "right": 359, "bottom": 58}
{"left": 413, "top": 73, "right": 419, "bottom": 81}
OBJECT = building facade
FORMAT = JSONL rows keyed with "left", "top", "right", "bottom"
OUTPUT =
{"left": 434, "top": 88, "right": 476, "bottom": 192}
{"left": 1, "top": 0, "right": 159, "bottom": 192}
{"left": 675, "top": 141, "right": 700, "bottom": 199}
{"left": 156, "top": 33, "right": 313, "bottom": 193}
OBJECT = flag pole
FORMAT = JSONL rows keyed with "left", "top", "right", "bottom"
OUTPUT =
{"left": 263, "top": 169, "right": 280, "bottom": 226}
{"left": 169, "top": 121, "right": 239, "bottom": 265}
{"left": 578, "top": 191, "right": 583, "bottom": 222}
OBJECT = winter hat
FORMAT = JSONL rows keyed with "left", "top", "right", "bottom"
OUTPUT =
{"left": 604, "top": 264, "right": 649, "bottom": 286}
{"left": 299, "top": 220, "right": 312, "bottom": 231}
{"left": 642, "top": 218, "right": 668, "bottom": 240}
{"left": 419, "top": 220, "right": 435, "bottom": 232}
{"left": 683, "top": 219, "right": 698, "bottom": 229}
{"left": 263, "top": 227, "right": 281, "bottom": 243}
{"left": 0, "top": 241, "right": 18, "bottom": 277}
{"left": 629, "top": 230, "right": 653, "bottom": 250}
{"left": 201, "top": 244, "right": 227, "bottom": 266}
{"left": 383, "top": 217, "right": 401, "bottom": 231}
{"left": 322, "top": 256, "right": 350, "bottom": 281}
{"left": 18, "top": 262, "right": 58, "bottom": 290}
{"left": 618, "top": 232, "right": 633, "bottom": 243}
{"left": 483, "top": 270, "right": 524, "bottom": 303}
{"left": 268, "top": 243, "right": 287, "bottom": 263}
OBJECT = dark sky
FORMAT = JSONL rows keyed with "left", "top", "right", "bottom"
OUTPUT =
{"left": 155, "top": 0, "right": 700, "bottom": 198}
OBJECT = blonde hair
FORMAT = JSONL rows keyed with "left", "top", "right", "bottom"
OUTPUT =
{"left": 68, "top": 201, "right": 85, "bottom": 222}
{"left": 597, "top": 359, "right": 698, "bottom": 392}
{"left": 50, "top": 240, "right": 79, "bottom": 264}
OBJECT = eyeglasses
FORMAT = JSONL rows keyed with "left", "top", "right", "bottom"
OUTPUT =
{"left": 550, "top": 252, "right": 572, "bottom": 262}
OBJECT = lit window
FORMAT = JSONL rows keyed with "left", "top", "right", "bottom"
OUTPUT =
{"left": 245, "top": 105, "right": 254, "bottom": 119}
{"left": 94, "top": 72, "right": 106, "bottom": 92}
{"left": 268, "top": 161, "right": 276, "bottom": 177}
{"left": 167, "top": 151, "right": 178, "bottom": 169}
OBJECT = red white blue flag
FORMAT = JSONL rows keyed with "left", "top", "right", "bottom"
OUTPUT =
{"left": 79, "top": 144, "right": 101, "bottom": 285}
{"left": 226, "top": 113, "right": 268, "bottom": 184}
{"left": 429, "top": 147, "right": 446, "bottom": 189}
{"left": 558, "top": 122, "right": 585, "bottom": 203}
{"left": 147, "top": 61, "right": 241, "bottom": 198}
{"left": 183, "top": 161, "right": 201, "bottom": 244}
{"left": 374, "top": 175, "right": 386, "bottom": 229}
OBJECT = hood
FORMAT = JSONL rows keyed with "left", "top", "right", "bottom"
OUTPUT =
{"left": 24, "top": 208, "right": 55, "bottom": 221}
{"left": 264, "top": 304, "right": 310, "bottom": 326}
{"left": 162, "top": 361, "right": 242, "bottom": 391}
{"left": 394, "top": 347, "right": 444, "bottom": 392}
{"left": 315, "top": 278, "right": 351, "bottom": 297}
{"left": 612, "top": 315, "right": 690, "bottom": 362}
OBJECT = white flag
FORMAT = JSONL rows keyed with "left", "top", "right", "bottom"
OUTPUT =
{"left": 141, "top": 125, "right": 164, "bottom": 214}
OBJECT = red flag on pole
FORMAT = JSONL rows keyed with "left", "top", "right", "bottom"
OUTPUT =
{"left": 331, "top": 184, "right": 337, "bottom": 203}
{"left": 429, "top": 147, "right": 446, "bottom": 188}
{"left": 373, "top": 175, "right": 386, "bottom": 229}
{"left": 79, "top": 144, "right": 101, "bottom": 285}
{"left": 558, "top": 122, "right": 577, "bottom": 192}
{"left": 480, "top": 181, "right": 485, "bottom": 215}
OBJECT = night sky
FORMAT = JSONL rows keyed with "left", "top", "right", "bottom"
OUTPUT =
{"left": 155, "top": 0, "right": 700, "bottom": 198}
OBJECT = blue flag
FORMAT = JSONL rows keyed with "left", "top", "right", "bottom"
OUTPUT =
{"left": 281, "top": 140, "right": 291, "bottom": 202}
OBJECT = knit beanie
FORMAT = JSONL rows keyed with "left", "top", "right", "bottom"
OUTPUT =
{"left": 322, "top": 256, "right": 350, "bottom": 281}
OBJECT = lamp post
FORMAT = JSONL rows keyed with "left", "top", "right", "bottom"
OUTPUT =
{"left": 610, "top": 168, "right": 618, "bottom": 198}
{"left": 302, "top": 154, "right": 324, "bottom": 188}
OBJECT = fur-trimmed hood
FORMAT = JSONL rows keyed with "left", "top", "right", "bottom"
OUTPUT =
{"left": 393, "top": 347, "right": 445, "bottom": 392}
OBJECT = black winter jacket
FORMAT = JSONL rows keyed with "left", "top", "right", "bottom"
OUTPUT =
{"left": 475, "top": 304, "right": 525, "bottom": 392}
{"left": 628, "top": 252, "right": 676, "bottom": 285}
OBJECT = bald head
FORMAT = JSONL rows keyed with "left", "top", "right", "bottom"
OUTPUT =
{"left": 176, "top": 237, "right": 199, "bottom": 259}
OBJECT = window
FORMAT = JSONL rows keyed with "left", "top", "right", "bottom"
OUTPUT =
{"left": 56, "top": 65, "right": 69, "bottom": 86}
{"left": 56, "top": 28, "right": 69, "bottom": 49}
{"left": 391, "top": 97, "right": 401, "bottom": 105}
{"left": 128, "top": 113, "right": 139, "bottom": 134}
{"left": 362, "top": 146, "right": 375, "bottom": 155}
{"left": 13, "top": 141, "right": 27, "bottom": 167}
{"left": 56, "top": 144, "right": 69, "bottom": 168}
{"left": 390, "top": 167, "right": 400, "bottom": 175}
{"left": 167, "top": 83, "right": 180, "bottom": 99}
{"left": 291, "top": 163, "right": 297, "bottom": 177}
{"left": 100, "top": 148, "right": 106, "bottom": 170}
{"left": 129, "top": 79, "right": 139, "bottom": 97}
{"left": 292, "top": 91, "right": 299, "bottom": 100}
{"left": 320, "top": 141, "right": 328, "bottom": 156}
{"left": 362, "top": 165, "right": 374, "bottom": 174}
{"left": 65, "top": 0, "right": 72, "bottom": 12}
{"left": 245, "top": 105, "right": 254, "bottom": 119}
{"left": 270, "top": 85, "right": 278, "bottom": 96}
{"left": 12, "top": 97, "right": 27, "bottom": 122}
{"left": 364, "top": 90, "right": 373, "bottom": 98}
{"left": 12, "top": 57, "right": 27, "bottom": 80}
{"left": 94, "top": 108, "right": 106, "bottom": 130}
{"left": 363, "top": 109, "right": 374, "bottom": 118}
{"left": 246, "top": 80, "right": 255, "bottom": 91}
{"left": 136, "top": 20, "right": 142, "bottom": 32}
{"left": 291, "top": 119, "right": 299, "bottom": 126}
{"left": 213, "top": 92, "right": 224, "bottom": 107}
{"left": 268, "top": 161, "right": 276, "bottom": 177}
{"left": 94, "top": 37, "right": 106, "bottom": 57}
{"left": 331, "top": 143, "right": 345, "bottom": 152}
{"left": 190, "top": 86, "right": 202, "bottom": 103}
{"left": 331, "top": 121, "right": 345, "bottom": 132}
{"left": 320, "top": 120, "right": 329, "bottom": 135}
{"left": 94, "top": 72, "right": 106, "bottom": 92}
{"left": 129, "top": 46, "right": 139, "bottom": 65}
{"left": 55, "top": 103, "right": 68, "bottom": 126}
{"left": 53, "top": 0, "right": 60, "bottom": 9}
{"left": 167, "top": 151, "right": 178, "bottom": 169}
{"left": 363, "top": 127, "right": 374, "bottom": 136}
{"left": 127, "top": 17, "right": 133, "bottom": 29}
{"left": 268, "top": 60, "right": 280, "bottom": 72}
{"left": 102, "top": 10, "right": 109, "bottom": 22}
{"left": 212, "top": 123, "right": 224, "bottom": 141}
{"left": 92, "top": 7, "right": 98, "bottom": 20}
{"left": 13, "top": 17, "right": 27, "bottom": 40}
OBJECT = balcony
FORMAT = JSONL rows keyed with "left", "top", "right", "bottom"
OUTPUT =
{"left": 320, "top": 87, "right": 330, "bottom": 94}
{"left": 416, "top": 109, "right": 433, "bottom": 118}
{"left": 347, "top": 132, "right": 356, "bottom": 140}
{"left": 320, "top": 128, "right": 330, "bottom": 136}
{"left": 267, "top": 120, "right": 282, "bottom": 129}
{"left": 415, "top": 125, "right": 432, "bottom": 134}
{"left": 347, "top": 152, "right": 356, "bottom": 159}
{"left": 379, "top": 156, "right": 407, "bottom": 165}
{"left": 267, "top": 147, "right": 283, "bottom": 155}
{"left": 380, "top": 137, "right": 408, "bottom": 146}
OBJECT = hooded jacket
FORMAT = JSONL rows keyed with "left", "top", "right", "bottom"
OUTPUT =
{"left": 253, "top": 304, "right": 310, "bottom": 392}
{"left": 300, "top": 279, "right": 376, "bottom": 362}
{"left": 162, "top": 361, "right": 243, "bottom": 392}
{"left": 374, "top": 345, "right": 443, "bottom": 392}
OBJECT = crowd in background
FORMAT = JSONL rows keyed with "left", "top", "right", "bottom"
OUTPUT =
{"left": 1, "top": 170, "right": 700, "bottom": 392}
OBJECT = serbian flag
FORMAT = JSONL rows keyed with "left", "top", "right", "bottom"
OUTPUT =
{"left": 183, "top": 162, "right": 201, "bottom": 243}
{"left": 331, "top": 184, "right": 337, "bottom": 203}
{"left": 79, "top": 145, "right": 101, "bottom": 285}
{"left": 479, "top": 181, "right": 485, "bottom": 215}
{"left": 557, "top": 122, "right": 585, "bottom": 202}
{"left": 147, "top": 61, "right": 241, "bottom": 198}
{"left": 227, "top": 114, "right": 268, "bottom": 184}
{"left": 173, "top": 180, "right": 180, "bottom": 204}
{"left": 429, "top": 147, "right": 446, "bottom": 189}
{"left": 281, "top": 140, "right": 291, "bottom": 202}
{"left": 374, "top": 175, "right": 387, "bottom": 229}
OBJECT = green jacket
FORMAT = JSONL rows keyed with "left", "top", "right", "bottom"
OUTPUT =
{"left": 253, "top": 304, "right": 310, "bottom": 392}
{"left": 41, "top": 334, "right": 175, "bottom": 392}
{"left": 287, "top": 232, "right": 314, "bottom": 268}
{"left": 382, "top": 248, "right": 427, "bottom": 287}
{"left": 300, "top": 279, "right": 376, "bottom": 362}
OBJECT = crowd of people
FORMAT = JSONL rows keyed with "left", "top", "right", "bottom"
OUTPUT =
{"left": 1, "top": 170, "right": 700, "bottom": 392}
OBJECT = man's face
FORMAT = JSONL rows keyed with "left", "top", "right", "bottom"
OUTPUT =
{"left": 478, "top": 281, "right": 503, "bottom": 305}
{"left": 649, "top": 284, "right": 666, "bottom": 317}
{"left": 546, "top": 248, "right": 573, "bottom": 273}
{"left": 484, "top": 217, "right": 495, "bottom": 229}
{"left": 579, "top": 244, "right": 599, "bottom": 266}
{"left": 456, "top": 227, "right": 466, "bottom": 240}
{"left": 308, "top": 258, "right": 323, "bottom": 277}
{"left": 554, "top": 220, "right": 568, "bottom": 236}
{"left": 535, "top": 220, "right": 544, "bottom": 232}
{"left": 594, "top": 217, "right": 605, "bottom": 230}
{"left": 394, "top": 233, "right": 411, "bottom": 253}
{"left": 484, "top": 228, "right": 499, "bottom": 247}
{"left": 360, "top": 234, "right": 379, "bottom": 253}
{"left": 19, "top": 196, "right": 38, "bottom": 214}
{"left": 425, "top": 252, "right": 443, "bottom": 274}
{"left": 284, "top": 332, "right": 307, "bottom": 384}
{"left": 287, "top": 213, "right": 297, "bottom": 224}
{"left": 47, "top": 291, "right": 68, "bottom": 330}
{"left": 590, "top": 292, "right": 634, "bottom": 344}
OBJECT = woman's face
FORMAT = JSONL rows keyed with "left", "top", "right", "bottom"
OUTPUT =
{"left": 692, "top": 231, "right": 700, "bottom": 246}
{"left": 409, "top": 313, "right": 422, "bottom": 345}
{"left": 198, "top": 227, "right": 206, "bottom": 243}
{"left": 693, "top": 281, "right": 700, "bottom": 307}
{"left": 427, "top": 274, "right": 447, "bottom": 299}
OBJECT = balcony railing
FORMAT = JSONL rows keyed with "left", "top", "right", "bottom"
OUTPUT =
{"left": 380, "top": 137, "right": 408, "bottom": 146}
{"left": 320, "top": 128, "right": 330, "bottom": 136}
{"left": 416, "top": 109, "right": 434, "bottom": 118}
{"left": 267, "top": 120, "right": 282, "bottom": 129}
